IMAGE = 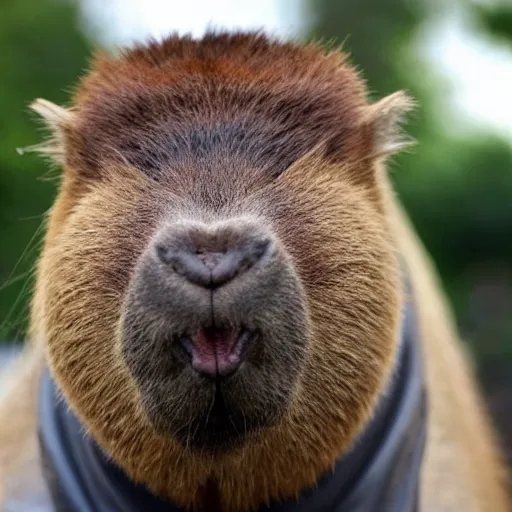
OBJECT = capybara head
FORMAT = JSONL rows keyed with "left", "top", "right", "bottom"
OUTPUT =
{"left": 31, "top": 31, "right": 413, "bottom": 510}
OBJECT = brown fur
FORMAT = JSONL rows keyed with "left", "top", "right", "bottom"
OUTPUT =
{"left": 0, "top": 31, "right": 509, "bottom": 511}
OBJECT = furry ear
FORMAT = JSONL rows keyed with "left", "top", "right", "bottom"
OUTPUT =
{"left": 18, "top": 99, "right": 74, "bottom": 165}
{"left": 362, "top": 91, "right": 416, "bottom": 159}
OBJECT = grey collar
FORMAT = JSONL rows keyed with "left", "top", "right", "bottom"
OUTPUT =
{"left": 38, "top": 278, "right": 427, "bottom": 512}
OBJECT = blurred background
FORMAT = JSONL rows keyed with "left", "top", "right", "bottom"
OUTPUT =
{"left": 0, "top": 0, "right": 511, "bottom": 459}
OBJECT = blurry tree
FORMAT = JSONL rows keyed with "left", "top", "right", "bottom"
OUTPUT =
{"left": 473, "top": 1, "right": 512, "bottom": 46}
{"left": 0, "top": 0, "right": 91, "bottom": 340}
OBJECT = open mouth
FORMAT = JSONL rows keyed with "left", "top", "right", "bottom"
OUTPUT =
{"left": 179, "top": 327, "right": 256, "bottom": 378}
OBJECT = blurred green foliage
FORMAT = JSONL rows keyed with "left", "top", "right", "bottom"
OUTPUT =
{"left": 309, "top": 0, "right": 512, "bottom": 364}
{"left": 0, "top": 0, "right": 90, "bottom": 340}
{"left": 475, "top": 2, "right": 512, "bottom": 44}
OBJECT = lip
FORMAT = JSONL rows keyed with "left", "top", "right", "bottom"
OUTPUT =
{"left": 179, "top": 327, "right": 257, "bottom": 377}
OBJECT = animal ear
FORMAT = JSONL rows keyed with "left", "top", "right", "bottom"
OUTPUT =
{"left": 362, "top": 91, "right": 416, "bottom": 160}
{"left": 18, "top": 98, "right": 75, "bottom": 165}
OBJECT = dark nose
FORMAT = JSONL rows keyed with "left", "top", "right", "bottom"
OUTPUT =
{"left": 154, "top": 222, "right": 272, "bottom": 288}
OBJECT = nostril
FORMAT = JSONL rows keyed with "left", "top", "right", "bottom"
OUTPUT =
{"left": 252, "top": 239, "right": 271, "bottom": 259}
{"left": 154, "top": 233, "right": 273, "bottom": 288}
{"left": 156, "top": 243, "right": 173, "bottom": 264}
{"left": 210, "top": 238, "right": 271, "bottom": 286}
{"left": 155, "top": 244, "right": 211, "bottom": 286}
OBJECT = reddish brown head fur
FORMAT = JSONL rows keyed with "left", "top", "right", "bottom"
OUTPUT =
{"left": 68, "top": 32, "right": 367, "bottom": 176}
{"left": 31, "top": 31, "right": 413, "bottom": 511}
